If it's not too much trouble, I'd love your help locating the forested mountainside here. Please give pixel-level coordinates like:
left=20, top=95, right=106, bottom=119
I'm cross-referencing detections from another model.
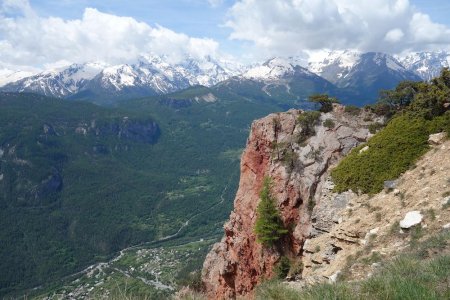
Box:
left=0, top=86, right=297, bottom=297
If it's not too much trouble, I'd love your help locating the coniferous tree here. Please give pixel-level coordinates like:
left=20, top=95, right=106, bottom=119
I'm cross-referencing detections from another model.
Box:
left=308, top=94, right=339, bottom=113
left=254, top=177, right=288, bottom=247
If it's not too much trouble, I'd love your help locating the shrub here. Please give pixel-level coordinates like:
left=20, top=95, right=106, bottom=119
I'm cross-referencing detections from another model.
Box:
left=332, top=115, right=432, bottom=194
left=297, top=111, right=321, bottom=143
left=254, top=177, right=288, bottom=247
left=274, top=256, right=291, bottom=279
left=368, top=122, right=384, bottom=134
left=323, top=119, right=335, bottom=129
left=308, top=94, right=339, bottom=113
left=344, top=105, right=361, bottom=115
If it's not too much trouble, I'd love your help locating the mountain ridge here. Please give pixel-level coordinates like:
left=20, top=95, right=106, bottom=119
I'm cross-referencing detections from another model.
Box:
left=2, top=51, right=449, bottom=104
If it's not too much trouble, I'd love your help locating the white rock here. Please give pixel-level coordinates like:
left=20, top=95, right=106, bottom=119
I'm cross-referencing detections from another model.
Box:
left=443, top=223, right=450, bottom=229
left=393, top=189, right=400, bottom=196
left=400, top=211, right=423, bottom=229
left=428, top=132, right=447, bottom=145
left=442, top=196, right=450, bottom=206
left=329, top=271, right=341, bottom=283
left=371, top=262, right=381, bottom=268
left=359, top=146, right=369, bottom=154
left=370, top=227, right=379, bottom=235
left=365, top=227, right=379, bottom=240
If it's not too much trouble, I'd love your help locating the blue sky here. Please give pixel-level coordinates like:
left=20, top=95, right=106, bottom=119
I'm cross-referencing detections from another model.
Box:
left=411, top=0, right=450, bottom=25
left=29, top=0, right=450, bottom=39
left=2, top=0, right=450, bottom=70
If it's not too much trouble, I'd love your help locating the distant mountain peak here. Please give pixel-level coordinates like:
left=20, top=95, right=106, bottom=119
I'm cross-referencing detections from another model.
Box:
left=1, top=55, right=245, bottom=100
left=397, top=51, right=450, bottom=81
left=243, top=57, right=312, bottom=80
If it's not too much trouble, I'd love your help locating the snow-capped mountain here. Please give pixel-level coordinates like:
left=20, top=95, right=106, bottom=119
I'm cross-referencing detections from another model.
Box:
left=307, top=51, right=421, bottom=103
left=242, top=57, right=313, bottom=81
left=176, top=56, right=245, bottom=87
left=0, top=69, right=35, bottom=87
left=308, top=50, right=362, bottom=84
left=308, top=51, right=417, bottom=85
left=2, top=63, right=106, bottom=98
left=1, top=55, right=245, bottom=100
left=397, top=51, right=450, bottom=81
left=216, top=57, right=342, bottom=107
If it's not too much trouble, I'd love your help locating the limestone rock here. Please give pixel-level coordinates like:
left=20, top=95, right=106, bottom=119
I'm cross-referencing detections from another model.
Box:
left=428, top=132, right=447, bottom=145
left=399, top=211, right=423, bottom=229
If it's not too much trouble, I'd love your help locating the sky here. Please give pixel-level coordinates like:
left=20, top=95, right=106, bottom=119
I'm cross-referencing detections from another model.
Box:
left=1, top=0, right=450, bottom=72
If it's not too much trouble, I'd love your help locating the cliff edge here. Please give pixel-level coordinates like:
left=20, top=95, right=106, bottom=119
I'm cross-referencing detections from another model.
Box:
left=202, top=105, right=379, bottom=299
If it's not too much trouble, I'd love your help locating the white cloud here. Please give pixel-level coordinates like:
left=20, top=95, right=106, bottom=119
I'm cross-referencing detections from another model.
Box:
left=385, top=29, right=405, bottom=43
left=207, top=0, right=224, bottom=7
left=225, top=0, right=450, bottom=59
left=0, top=1, right=220, bottom=71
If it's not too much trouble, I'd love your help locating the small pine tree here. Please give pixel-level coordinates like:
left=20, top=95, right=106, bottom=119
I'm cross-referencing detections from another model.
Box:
left=309, top=94, right=339, bottom=113
left=254, top=177, right=288, bottom=247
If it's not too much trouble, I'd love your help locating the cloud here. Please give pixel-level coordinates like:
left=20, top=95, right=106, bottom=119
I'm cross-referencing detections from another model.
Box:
left=0, top=1, right=220, bottom=70
left=225, top=0, right=450, bottom=58
left=207, top=0, right=224, bottom=7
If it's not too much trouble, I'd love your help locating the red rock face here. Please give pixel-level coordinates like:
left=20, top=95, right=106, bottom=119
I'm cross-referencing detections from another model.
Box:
left=202, top=106, right=373, bottom=299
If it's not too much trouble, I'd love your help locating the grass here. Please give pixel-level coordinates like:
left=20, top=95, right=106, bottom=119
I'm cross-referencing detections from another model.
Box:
left=255, top=230, right=450, bottom=300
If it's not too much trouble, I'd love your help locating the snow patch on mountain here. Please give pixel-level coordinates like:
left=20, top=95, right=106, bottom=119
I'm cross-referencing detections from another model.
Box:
left=398, top=52, right=450, bottom=81
left=308, top=51, right=415, bottom=84
left=0, top=69, right=35, bottom=87
left=308, top=50, right=361, bottom=79
left=243, top=57, right=311, bottom=80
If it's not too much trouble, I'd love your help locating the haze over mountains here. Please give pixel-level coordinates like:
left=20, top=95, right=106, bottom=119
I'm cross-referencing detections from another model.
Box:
left=2, top=51, right=449, bottom=105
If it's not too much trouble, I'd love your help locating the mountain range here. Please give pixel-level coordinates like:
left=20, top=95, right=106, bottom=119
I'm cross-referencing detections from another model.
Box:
left=1, top=51, right=449, bottom=105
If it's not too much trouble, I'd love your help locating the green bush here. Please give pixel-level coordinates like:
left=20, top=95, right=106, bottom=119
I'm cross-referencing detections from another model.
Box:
left=323, top=119, right=335, bottom=129
left=344, top=105, right=361, bottom=115
left=332, top=69, right=450, bottom=194
left=367, top=122, right=384, bottom=134
left=297, top=111, right=321, bottom=144
left=274, top=256, right=291, bottom=279
left=254, top=177, right=288, bottom=247
left=332, top=115, right=433, bottom=194
left=308, top=94, right=339, bottom=113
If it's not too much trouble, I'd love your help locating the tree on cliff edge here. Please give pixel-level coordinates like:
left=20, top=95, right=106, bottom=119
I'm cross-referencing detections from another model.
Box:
left=254, top=177, right=288, bottom=247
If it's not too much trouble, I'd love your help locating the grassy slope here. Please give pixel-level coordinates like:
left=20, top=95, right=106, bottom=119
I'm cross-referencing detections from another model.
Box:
left=256, top=230, right=450, bottom=300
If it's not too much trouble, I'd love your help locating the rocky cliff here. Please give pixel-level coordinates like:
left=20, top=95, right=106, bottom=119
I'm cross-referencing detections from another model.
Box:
left=202, top=105, right=380, bottom=299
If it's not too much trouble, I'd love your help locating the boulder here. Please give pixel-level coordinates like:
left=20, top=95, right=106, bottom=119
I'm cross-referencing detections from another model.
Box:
left=384, top=180, right=397, bottom=190
left=359, top=146, right=369, bottom=154
left=328, top=271, right=341, bottom=283
left=399, top=211, right=423, bottom=229
left=428, top=132, right=447, bottom=145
